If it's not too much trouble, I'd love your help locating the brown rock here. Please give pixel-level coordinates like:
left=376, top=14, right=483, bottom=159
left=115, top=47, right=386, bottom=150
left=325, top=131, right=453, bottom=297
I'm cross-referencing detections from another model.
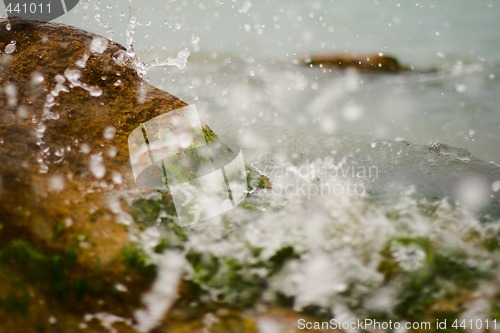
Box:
left=302, top=53, right=410, bottom=73
left=0, top=17, right=189, bottom=267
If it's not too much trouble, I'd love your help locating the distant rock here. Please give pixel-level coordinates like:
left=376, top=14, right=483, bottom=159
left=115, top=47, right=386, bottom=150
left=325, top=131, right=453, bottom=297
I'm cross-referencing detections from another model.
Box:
left=302, top=53, right=410, bottom=73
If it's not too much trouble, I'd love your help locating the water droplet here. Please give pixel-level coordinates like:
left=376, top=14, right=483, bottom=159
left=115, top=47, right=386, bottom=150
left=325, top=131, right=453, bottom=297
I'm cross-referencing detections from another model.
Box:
left=17, top=106, right=28, bottom=119
left=38, top=163, right=49, bottom=174
left=6, top=23, right=11, bottom=31
left=342, top=103, right=363, bottom=122
left=191, top=35, right=200, bottom=52
left=238, top=1, right=252, bottom=13
left=89, top=154, right=106, bottom=179
left=80, top=143, right=90, bottom=154
left=5, top=83, right=17, bottom=106
left=243, top=24, right=251, bottom=32
left=89, top=86, right=102, bottom=97
left=107, top=146, right=117, bottom=157
left=90, top=36, right=109, bottom=54
left=76, top=53, right=90, bottom=68
left=48, top=316, right=57, bottom=325
left=112, top=171, right=122, bottom=184
left=31, top=72, right=45, bottom=85
left=455, top=84, right=466, bottom=93
left=64, top=69, right=82, bottom=85
left=114, top=79, right=123, bottom=86
left=49, top=175, right=65, bottom=192
left=456, top=177, right=490, bottom=212
left=53, top=148, right=65, bottom=159
left=113, top=50, right=132, bottom=66
left=104, top=126, right=116, bottom=139
left=5, top=41, right=16, bottom=54
left=36, top=123, right=46, bottom=134
left=114, top=283, right=128, bottom=292
left=492, top=180, right=500, bottom=193
left=64, top=217, right=73, bottom=228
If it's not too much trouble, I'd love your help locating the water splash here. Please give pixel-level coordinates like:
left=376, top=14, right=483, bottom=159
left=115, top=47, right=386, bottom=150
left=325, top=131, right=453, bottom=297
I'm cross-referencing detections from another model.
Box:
left=90, top=36, right=109, bottom=54
left=145, top=49, right=191, bottom=70
left=134, top=251, right=185, bottom=333
left=110, top=2, right=191, bottom=77
left=64, top=68, right=103, bottom=97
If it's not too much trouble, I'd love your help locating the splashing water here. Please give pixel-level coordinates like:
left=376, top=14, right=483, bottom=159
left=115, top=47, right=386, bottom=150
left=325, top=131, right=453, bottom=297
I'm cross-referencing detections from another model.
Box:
left=134, top=251, right=185, bottom=333
left=108, top=1, right=192, bottom=76
left=11, top=1, right=499, bottom=330
left=90, top=36, right=109, bottom=54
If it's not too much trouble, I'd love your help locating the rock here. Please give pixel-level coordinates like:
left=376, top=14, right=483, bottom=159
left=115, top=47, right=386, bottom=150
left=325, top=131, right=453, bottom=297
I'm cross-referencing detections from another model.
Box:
left=0, top=17, right=268, bottom=332
left=302, top=53, right=410, bottom=73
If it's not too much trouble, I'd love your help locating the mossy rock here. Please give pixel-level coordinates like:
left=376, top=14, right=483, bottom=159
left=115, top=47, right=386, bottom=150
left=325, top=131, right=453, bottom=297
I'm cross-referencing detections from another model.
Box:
left=0, top=17, right=269, bottom=332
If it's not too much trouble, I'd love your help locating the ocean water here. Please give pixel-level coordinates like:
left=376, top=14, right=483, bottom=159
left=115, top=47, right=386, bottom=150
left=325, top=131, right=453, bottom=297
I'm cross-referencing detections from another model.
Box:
left=45, top=0, right=500, bottom=164
left=3, top=0, right=500, bottom=327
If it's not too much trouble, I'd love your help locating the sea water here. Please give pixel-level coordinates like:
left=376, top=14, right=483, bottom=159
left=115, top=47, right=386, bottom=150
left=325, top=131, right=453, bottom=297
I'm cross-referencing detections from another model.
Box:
left=50, top=0, right=500, bottom=163
left=3, top=0, right=500, bottom=328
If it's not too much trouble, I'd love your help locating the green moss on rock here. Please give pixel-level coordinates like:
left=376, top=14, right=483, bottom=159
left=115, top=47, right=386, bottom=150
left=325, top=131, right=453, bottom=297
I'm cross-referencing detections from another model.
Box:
left=122, top=244, right=157, bottom=278
left=378, top=237, right=491, bottom=322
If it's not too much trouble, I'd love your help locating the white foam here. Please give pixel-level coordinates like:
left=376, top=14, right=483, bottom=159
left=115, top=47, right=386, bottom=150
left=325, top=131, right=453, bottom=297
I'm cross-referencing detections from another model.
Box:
left=90, top=36, right=109, bottom=54
left=134, top=251, right=185, bottom=333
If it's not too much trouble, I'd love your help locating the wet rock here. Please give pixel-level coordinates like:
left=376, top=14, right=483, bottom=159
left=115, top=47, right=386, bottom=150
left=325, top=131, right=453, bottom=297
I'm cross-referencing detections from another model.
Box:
left=0, top=18, right=267, bottom=332
left=302, top=53, right=410, bottom=73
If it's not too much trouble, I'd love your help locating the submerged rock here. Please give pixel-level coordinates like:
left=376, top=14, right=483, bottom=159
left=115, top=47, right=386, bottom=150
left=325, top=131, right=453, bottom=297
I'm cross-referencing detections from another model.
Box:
left=0, top=18, right=267, bottom=332
left=302, top=53, right=410, bottom=73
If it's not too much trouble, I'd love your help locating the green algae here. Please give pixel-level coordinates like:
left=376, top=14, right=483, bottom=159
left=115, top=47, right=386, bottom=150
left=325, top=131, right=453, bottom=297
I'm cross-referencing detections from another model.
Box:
left=122, top=244, right=157, bottom=279
left=378, top=237, right=491, bottom=322
left=130, top=192, right=177, bottom=226
left=185, top=252, right=265, bottom=307
left=202, top=124, right=220, bottom=143
left=0, top=239, right=126, bottom=310
left=0, top=281, right=30, bottom=316
left=182, top=245, right=298, bottom=308
left=0, top=240, right=76, bottom=298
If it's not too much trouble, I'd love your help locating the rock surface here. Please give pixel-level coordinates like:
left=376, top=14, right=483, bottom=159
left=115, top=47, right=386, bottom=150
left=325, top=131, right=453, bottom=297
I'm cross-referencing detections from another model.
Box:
left=0, top=18, right=268, bottom=333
